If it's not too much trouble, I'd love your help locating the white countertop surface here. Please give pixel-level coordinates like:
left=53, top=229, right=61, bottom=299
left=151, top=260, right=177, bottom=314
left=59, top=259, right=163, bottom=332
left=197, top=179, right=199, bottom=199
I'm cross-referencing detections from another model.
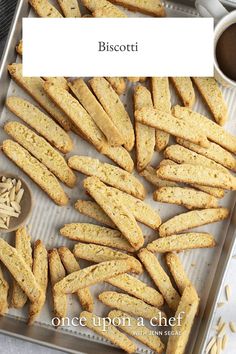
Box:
left=0, top=244, right=235, bottom=354
left=205, top=243, right=236, bottom=354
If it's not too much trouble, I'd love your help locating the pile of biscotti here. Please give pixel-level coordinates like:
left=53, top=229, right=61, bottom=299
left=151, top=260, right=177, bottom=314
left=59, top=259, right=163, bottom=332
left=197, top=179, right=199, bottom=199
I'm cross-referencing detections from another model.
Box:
left=1, top=1, right=236, bottom=354
left=2, top=74, right=234, bottom=354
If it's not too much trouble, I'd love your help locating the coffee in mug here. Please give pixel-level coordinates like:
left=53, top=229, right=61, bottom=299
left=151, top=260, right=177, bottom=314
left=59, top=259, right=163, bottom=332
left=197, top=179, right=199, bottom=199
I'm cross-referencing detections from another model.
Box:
left=216, top=23, right=236, bottom=81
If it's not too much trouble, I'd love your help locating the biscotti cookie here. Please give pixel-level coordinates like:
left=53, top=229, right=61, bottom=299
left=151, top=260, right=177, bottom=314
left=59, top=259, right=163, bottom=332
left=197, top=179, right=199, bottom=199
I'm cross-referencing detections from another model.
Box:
left=135, top=107, right=209, bottom=147
left=127, top=77, right=146, bottom=82
left=159, top=208, right=229, bottom=237
left=153, top=187, right=219, bottom=209
left=16, top=40, right=23, bottom=56
left=159, top=158, right=224, bottom=199
left=157, top=164, right=236, bottom=190
left=48, top=249, right=67, bottom=322
left=100, top=144, right=134, bottom=172
left=4, top=122, right=76, bottom=188
left=170, top=77, right=195, bottom=108
left=54, top=260, right=133, bottom=294
left=44, top=80, right=105, bottom=150
left=75, top=190, right=162, bottom=230
left=192, top=77, right=228, bottom=126
left=109, top=186, right=161, bottom=230
left=68, top=79, right=124, bottom=146
left=68, top=155, right=146, bottom=199
left=73, top=243, right=143, bottom=274
left=0, top=238, right=42, bottom=304
left=12, top=227, right=32, bottom=309
left=105, top=77, right=126, bottom=95
left=8, top=64, right=71, bottom=131
left=2, top=140, right=68, bottom=206
left=134, top=85, right=155, bottom=171
left=109, top=0, right=165, bottom=16
left=106, top=273, right=164, bottom=307
left=89, top=77, right=135, bottom=151
left=140, top=165, right=178, bottom=188
left=60, top=223, right=135, bottom=252
left=166, top=286, right=199, bottom=354
left=28, top=240, right=48, bottom=325
left=83, top=177, right=144, bottom=250
left=173, top=105, right=236, bottom=153
left=82, top=0, right=127, bottom=17
left=44, top=80, right=133, bottom=171
left=176, top=138, right=236, bottom=172
left=98, top=291, right=167, bottom=323
left=6, top=96, right=73, bottom=154
left=80, top=311, right=136, bottom=354
left=147, top=233, right=216, bottom=253
left=0, top=266, right=9, bottom=316
left=93, top=7, right=127, bottom=17
left=43, top=77, right=69, bottom=90
left=164, top=144, right=228, bottom=174
left=151, top=77, right=171, bottom=151
left=127, top=77, right=141, bottom=82
left=75, top=200, right=115, bottom=228
left=152, top=77, right=171, bottom=113
left=165, top=253, right=192, bottom=294
left=58, top=247, right=93, bottom=312
left=138, top=248, right=180, bottom=311
left=29, top=0, right=63, bottom=17
left=57, top=0, right=81, bottom=17
left=109, top=310, right=165, bottom=353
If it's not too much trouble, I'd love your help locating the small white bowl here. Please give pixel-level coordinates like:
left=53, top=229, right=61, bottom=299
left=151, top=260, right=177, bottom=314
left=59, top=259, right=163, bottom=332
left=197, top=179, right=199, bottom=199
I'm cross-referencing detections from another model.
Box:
left=0, top=172, right=33, bottom=233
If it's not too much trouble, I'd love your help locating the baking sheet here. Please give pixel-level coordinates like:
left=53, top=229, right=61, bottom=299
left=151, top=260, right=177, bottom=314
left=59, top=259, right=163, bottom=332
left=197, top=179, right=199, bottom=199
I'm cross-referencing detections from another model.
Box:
left=0, top=1, right=236, bottom=353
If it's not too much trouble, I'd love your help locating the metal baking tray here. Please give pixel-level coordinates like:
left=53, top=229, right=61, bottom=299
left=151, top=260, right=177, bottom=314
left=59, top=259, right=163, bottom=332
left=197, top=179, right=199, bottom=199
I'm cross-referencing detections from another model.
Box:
left=0, top=1, right=236, bottom=353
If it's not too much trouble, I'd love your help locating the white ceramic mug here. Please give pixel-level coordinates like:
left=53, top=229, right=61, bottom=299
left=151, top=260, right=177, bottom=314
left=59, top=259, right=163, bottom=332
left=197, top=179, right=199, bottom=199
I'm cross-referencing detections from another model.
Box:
left=195, top=0, right=236, bottom=88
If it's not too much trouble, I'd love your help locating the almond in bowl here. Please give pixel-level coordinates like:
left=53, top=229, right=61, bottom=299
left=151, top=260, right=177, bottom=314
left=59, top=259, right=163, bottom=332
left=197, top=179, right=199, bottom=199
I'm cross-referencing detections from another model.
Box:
left=0, top=174, right=32, bottom=232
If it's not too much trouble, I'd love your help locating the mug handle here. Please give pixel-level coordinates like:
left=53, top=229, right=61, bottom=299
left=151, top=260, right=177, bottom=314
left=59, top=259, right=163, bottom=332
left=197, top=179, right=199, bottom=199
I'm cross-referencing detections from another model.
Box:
left=195, top=0, right=228, bottom=22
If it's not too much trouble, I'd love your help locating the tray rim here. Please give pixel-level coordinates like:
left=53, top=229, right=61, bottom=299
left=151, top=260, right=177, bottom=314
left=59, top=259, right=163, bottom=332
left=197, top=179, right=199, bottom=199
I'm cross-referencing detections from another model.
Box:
left=0, top=1, right=236, bottom=353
